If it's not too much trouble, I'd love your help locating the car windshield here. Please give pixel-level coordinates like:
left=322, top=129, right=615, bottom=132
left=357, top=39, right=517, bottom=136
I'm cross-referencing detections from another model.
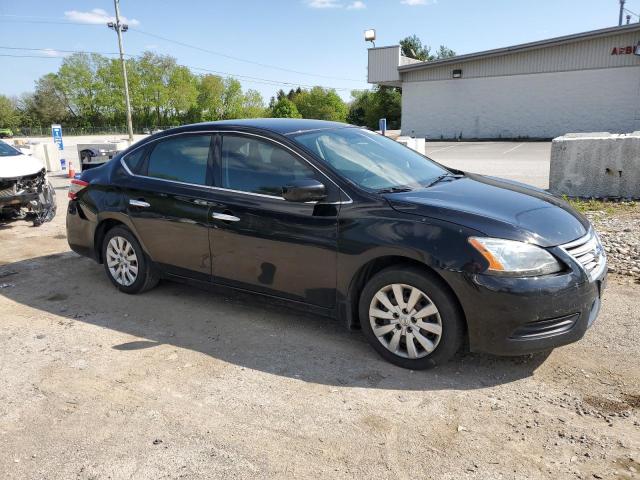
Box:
left=292, top=128, right=447, bottom=192
left=0, top=141, right=21, bottom=157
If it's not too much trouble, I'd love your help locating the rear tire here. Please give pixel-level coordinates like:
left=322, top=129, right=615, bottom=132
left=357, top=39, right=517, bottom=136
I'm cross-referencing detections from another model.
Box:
left=359, top=266, right=464, bottom=369
left=102, top=226, right=159, bottom=294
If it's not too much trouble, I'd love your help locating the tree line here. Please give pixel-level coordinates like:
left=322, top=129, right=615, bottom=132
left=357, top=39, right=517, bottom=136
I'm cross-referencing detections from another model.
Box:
left=0, top=36, right=454, bottom=133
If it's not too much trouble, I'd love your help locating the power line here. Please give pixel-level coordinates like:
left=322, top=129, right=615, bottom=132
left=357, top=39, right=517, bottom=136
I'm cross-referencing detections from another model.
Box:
left=0, top=14, right=364, bottom=83
left=0, top=47, right=357, bottom=92
left=130, top=29, right=363, bottom=83
left=0, top=46, right=127, bottom=56
left=0, top=53, right=62, bottom=59
left=0, top=18, right=102, bottom=26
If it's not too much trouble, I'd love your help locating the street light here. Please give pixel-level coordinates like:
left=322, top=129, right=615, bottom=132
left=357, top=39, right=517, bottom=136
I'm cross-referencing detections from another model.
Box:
left=364, top=29, right=376, bottom=47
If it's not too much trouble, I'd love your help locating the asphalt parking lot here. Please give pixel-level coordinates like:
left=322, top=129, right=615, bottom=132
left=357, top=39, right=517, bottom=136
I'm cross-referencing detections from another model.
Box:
left=1, top=163, right=639, bottom=479
left=426, top=141, right=552, bottom=189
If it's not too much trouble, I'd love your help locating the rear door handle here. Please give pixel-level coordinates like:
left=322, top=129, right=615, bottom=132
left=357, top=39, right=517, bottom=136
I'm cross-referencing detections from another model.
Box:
left=129, top=199, right=150, bottom=208
left=211, top=212, right=240, bottom=222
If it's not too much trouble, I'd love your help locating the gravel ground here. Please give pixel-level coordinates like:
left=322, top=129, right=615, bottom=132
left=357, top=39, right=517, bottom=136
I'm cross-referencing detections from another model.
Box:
left=586, top=209, right=640, bottom=283
left=0, top=180, right=638, bottom=479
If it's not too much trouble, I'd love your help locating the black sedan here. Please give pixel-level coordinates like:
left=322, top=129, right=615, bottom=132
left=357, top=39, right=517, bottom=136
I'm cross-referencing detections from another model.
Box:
left=66, top=119, right=606, bottom=369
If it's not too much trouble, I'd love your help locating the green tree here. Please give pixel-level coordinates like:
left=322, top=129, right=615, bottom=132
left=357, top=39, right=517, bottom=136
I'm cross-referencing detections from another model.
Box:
left=271, top=97, right=302, bottom=118
left=56, top=53, right=106, bottom=126
left=400, top=35, right=456, bottom=61
left=347, top=86, right=402, bottom=130
left=294, top=87, right=347, bottom=121
left=168, top=66, right=198, bottom=119
left=435, top=45, right=456, bottom=59
left=198, top=74, right=225, bottom=121
left=5, top=51, right=363, bottom=129
left=0, top=95, right=20, bottom=129
left=242, top=89, right=266, bottom=118
left=28, top=74, right=70, bottom=125
left=95, top=58, right=126, bottom=124
left=134, top=52, right=176, bottom=125
left=400, top=34, right=432, bottom=61
left=222, top=78, right=244, bottom=119
left=346, top=90, right=373, bottom=126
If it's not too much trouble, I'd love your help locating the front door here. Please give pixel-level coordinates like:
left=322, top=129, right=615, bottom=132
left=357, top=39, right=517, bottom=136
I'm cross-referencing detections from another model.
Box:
left=123, top=133, right=214, bottom=281
left=208, top=133, right=340, bottom=307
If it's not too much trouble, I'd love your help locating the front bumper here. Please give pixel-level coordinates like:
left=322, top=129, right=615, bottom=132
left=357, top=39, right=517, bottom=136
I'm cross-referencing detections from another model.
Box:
left=0, top=172, right=56, bottom=224
left=441, top=259, right=606, bottom=356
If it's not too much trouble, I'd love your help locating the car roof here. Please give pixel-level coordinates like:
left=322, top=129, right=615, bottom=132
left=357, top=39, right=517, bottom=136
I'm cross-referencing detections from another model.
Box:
left=172, top=118, right=356, bottom=136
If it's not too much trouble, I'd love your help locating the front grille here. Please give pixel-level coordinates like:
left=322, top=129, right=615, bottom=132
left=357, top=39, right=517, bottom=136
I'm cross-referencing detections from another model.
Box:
left=510, top=313, right=579, bottom=340
left=561, top=230, right=606, bottom=281
left=0, top=185, right=17, bottom=198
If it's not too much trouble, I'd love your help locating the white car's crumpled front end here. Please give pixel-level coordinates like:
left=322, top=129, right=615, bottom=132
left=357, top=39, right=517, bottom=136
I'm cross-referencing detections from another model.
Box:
left=0, top=142, right=56, bottom=226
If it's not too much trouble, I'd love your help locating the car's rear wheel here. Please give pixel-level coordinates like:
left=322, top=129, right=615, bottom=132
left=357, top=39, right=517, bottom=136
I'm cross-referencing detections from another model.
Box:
left=102, top=226, right=159, bottom=294
left=359, top=266, right=464, bottom=369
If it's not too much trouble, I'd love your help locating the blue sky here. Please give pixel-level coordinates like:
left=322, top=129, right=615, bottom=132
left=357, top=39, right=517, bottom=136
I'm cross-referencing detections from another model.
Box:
left=0, top=0, right=637, bottom=102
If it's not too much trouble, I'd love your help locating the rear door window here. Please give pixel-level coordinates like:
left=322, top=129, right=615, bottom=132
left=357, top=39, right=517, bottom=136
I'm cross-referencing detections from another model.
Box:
left=146, top=135, right=212, bottom=185
left=123, top=148, right=145, bottom=173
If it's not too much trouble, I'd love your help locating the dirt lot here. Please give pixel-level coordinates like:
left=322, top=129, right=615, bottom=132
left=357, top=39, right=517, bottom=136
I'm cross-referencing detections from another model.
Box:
left=0, top=176, right=638, bottom=479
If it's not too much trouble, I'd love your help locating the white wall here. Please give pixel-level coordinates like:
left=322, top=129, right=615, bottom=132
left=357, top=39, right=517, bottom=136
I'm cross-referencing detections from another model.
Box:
left=401, top=66, right=640, bottom=139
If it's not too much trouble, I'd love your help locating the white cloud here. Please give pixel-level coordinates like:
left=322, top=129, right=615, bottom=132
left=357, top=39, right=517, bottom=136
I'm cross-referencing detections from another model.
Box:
left=401, top=0, right=436, bottom=5
left=307, top=0, right=342, bottom=8
left=42, top=48, right=64, bottom=57
left=306, top=0, right=366, bottom=8
left=64, top=8, right=140, bottom=26
left=347, top=1, right=366, bottom=9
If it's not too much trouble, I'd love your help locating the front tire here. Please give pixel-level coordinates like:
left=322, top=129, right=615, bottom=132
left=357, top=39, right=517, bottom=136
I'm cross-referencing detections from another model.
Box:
left=102, top=226, right=159, bottom=294
left=359, top=266, right=464, bottom=369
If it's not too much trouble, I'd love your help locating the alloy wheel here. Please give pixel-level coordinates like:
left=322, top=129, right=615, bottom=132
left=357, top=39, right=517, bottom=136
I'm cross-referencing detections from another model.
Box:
left=106, top=236, right=139, bottom=287
left=369, top=283, right=443, bottom=359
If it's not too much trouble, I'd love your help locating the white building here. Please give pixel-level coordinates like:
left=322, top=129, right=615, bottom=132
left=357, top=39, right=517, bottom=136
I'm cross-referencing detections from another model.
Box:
left=368, top=24, right=640, bottom=139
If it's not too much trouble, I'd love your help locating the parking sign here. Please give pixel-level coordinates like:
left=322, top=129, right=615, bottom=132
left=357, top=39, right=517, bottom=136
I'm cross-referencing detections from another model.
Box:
left=51, top=124, right=64, bottom=151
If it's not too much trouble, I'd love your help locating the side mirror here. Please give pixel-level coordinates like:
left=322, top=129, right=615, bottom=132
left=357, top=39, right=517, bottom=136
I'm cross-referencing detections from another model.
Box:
left=282, top=178, right=327, bottom=203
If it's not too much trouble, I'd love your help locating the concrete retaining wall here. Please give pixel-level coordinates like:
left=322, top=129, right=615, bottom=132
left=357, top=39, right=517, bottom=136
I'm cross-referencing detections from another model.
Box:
left=549, top=132, right=640, bottom=198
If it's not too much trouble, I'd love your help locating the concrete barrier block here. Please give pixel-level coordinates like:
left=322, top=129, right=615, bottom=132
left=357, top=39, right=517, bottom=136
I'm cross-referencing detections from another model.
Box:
left=549, top=132, right=640, bottom=198
left=398, top=136, right=429, bottom=155
left=30, top=143, right=63, bottom=172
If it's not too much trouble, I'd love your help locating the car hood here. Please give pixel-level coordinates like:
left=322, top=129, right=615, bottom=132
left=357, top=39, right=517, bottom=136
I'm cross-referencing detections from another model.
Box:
left=0, top=153, right=45, bottom=179
left=385, top=173, right=589, bottom=247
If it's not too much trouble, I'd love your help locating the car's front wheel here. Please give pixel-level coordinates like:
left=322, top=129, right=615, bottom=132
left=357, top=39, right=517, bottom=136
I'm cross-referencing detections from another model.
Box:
left=359, top=266, right=464, bottom=369
left=102, top=226, right=159, bottom=294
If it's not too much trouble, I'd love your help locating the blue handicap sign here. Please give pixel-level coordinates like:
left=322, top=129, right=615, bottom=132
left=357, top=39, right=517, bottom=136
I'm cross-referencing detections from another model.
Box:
left=51, top=124, right=64, bottom=151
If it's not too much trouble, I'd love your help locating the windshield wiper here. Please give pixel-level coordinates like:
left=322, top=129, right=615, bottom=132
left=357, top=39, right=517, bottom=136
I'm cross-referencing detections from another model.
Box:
left=375, top=186, right=413, bottom=194
left=425, top=172, right=463, bottom=188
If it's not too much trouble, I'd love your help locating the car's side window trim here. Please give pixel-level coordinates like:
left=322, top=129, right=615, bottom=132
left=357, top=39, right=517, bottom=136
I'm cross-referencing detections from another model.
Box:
left=120, top=130, right=352, bottom=204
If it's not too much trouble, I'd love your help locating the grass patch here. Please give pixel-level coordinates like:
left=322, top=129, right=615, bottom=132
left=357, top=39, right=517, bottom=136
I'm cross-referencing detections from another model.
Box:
left=564, top=196, right=638, bottom=215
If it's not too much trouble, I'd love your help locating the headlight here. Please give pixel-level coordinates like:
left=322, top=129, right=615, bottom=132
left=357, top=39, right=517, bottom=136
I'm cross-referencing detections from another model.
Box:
left=468, top=237, right=563, bottom=276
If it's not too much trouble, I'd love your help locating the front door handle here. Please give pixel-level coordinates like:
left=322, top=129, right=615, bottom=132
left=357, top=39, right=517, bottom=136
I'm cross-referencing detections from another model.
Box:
left=211, top=212, right=240, bottom=222
left=129, top=199, right=150, bottom=208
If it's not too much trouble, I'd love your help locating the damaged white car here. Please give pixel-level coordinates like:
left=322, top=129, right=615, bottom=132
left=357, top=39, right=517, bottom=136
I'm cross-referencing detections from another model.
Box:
left=0, top=140, right=56, bottom=226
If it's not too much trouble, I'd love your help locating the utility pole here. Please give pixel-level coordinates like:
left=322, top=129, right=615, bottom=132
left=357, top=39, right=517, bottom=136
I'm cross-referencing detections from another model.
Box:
left=619, top=0, right=626, bottom=26
left=108, top=0, right=134, bottom=143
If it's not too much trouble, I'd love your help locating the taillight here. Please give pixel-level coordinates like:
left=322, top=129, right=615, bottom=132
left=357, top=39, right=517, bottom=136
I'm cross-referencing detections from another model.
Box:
left=68, top=179, right=89, bottom=200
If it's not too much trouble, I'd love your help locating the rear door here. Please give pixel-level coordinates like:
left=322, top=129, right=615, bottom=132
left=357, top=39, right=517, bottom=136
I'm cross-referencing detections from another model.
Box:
left=207, top=132, right=341, bottom=307
left=121, top=133, right=215, bottom=281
